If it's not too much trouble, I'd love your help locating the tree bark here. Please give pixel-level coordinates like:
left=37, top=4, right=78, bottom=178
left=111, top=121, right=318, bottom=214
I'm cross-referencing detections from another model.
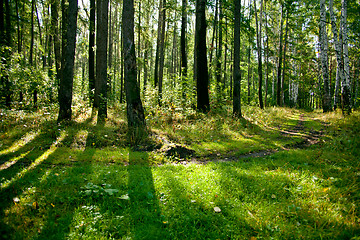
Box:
left=89, top=0, right=95, bottom=105
left=319, top=0, right=331, bottom=112
left=122, top=0, right=146, bottom=134
left=195, top=0, right=210, bottom=113
left=215, top=0, right=223, bottom=95
left=95, top=0, right=109, bottom=122
left=254, top=0, right=263, bottom=109
left=233, top=0, right=242, bottom=117
left=51, top=0, right=61, bottom=92
left=340, top=0, right=351, bottom=114
left=58, top=0, right=78, bottom=121
left=329, top=0, right=343, bottom=110
left=276, top=4, right=284, bottom=106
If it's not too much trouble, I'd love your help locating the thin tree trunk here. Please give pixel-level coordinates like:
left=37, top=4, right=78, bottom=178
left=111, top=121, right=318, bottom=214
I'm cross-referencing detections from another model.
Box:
left=233, top=0, right=242, bottom=117
left=215, top=0, right=223, bottom=96
left=89, top=0, right=95, bottom=105
left=158, top=1, right=166, bottom=103
left=30, top=0, right=35, bottom=65
left=137, top=1, right=141, bottom=85
left=180, top=0, right=188, bottom=101
left=254, top=0, right=263, bottom=109
left=195, top=0, right=210, bottom=112
left=341, top=0, right=351, bottom=114
left=276, top=4, right=284, bottom=106
left=57, top=0, right=78, bottom=121
left=329, top=0, right=343, bottom=110
left=319, top=0, right=331, bottom=112
left=264, top=2, right=269, bottom=107
left=281, top=10, right=289, bottom=106
left=51, top=0, right=61, bottom=93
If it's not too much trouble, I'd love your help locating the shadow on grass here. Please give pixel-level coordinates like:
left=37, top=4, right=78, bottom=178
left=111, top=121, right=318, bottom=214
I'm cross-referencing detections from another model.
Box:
left=128, top=150, right=168, bottom=239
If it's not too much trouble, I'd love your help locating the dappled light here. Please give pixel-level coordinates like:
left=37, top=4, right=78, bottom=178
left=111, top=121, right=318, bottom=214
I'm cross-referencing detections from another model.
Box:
left=0, top=130, right=40, bottom=156
left=1, top=130, right=67, bottom=190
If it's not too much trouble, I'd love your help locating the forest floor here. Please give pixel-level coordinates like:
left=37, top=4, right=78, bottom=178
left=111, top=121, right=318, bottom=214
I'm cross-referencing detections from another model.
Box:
left=0, top=105, right=359, bottom=239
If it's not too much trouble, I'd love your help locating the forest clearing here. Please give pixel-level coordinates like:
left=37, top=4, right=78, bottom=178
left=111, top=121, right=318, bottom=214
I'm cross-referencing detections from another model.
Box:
left=0, top=106, right=359, bottom=239
left=1, top=0, right=360, bottom=238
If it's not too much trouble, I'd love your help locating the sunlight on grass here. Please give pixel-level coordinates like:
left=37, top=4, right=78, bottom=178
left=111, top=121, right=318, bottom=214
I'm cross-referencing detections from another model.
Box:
left=70, top=130, right=88, bottom=150
left=1, top=131, right=67, bottom=189
left=0, top=150, right=31, bottom=171
left=0, top=130, right=40, bottom=156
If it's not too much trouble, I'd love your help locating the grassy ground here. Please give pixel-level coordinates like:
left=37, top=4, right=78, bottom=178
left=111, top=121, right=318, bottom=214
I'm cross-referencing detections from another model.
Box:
left=0, top=105, right=359, bottom=239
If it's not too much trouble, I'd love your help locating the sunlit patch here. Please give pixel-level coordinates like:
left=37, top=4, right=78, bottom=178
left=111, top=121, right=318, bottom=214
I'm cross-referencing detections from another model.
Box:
left=0, top=130, right=40, bottom=156
left=0, top=151, right=31, bottom=171
left=1, top=131, right=67, bottom=190
left=70, top=130, right=88, bottom=151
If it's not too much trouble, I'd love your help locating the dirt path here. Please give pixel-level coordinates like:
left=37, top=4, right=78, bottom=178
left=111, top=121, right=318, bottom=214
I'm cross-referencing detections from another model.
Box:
left=169, top=114, right=325, bottom=165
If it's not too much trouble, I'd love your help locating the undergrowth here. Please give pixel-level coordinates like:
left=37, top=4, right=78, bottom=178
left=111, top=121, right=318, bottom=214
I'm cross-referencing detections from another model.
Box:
left=0, top=104, right=359, bottom=239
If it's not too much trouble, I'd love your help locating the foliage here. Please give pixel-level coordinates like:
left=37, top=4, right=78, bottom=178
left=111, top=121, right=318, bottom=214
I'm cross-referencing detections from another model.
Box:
left=0, top=106, right=359, bottom=239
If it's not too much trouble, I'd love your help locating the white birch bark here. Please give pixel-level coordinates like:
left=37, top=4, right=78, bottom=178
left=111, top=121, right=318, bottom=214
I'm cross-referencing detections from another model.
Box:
left=341, top=0, right=351, bottom=114
left=329, top=0, right=343, bottom=110
left=319, top=0, right=331, bottom=112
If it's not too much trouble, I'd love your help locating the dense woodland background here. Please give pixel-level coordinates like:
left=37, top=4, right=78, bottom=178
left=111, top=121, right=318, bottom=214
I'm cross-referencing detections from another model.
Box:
left=0, top=0, right=359, bottom=127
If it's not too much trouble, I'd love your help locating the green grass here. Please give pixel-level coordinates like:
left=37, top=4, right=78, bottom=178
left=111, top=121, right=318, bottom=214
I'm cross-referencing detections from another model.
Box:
left=0, top=105, right=359, bottom=239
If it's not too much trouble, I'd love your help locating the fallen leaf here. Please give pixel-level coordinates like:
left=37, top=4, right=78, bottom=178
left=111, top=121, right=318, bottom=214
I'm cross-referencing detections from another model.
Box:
left=214, top=207, right=221, bottom=213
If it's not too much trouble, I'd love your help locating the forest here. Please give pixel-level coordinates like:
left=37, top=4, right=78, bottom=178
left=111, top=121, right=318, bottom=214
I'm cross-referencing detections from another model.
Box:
left=0, top=0, right=360, bottom=238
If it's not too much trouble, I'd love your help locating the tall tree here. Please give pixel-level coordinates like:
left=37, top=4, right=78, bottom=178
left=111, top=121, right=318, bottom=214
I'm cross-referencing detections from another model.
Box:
left=340, top=0, right=351, bottom=114
left=215, top=0, right=223, bottom=95
left=329, top=0, right=344, bottom=110
left=180, top=0, right=188, bottom=100
left=233, top=0, right=242, bottom=117
left=254, top=0, right=264, bottom=109
left=88, top=0, right=95, bottom=105
left=154, top=0, right=166, bottom=102
left=122, top=0, right=146, bottom=135
left=276, top=3, right=284, bottom=106
left=194, top=0, right=210, bottom=112
left=319, top=0, right=331, bottom=112
left=95, top=0, right=109, bottom=122
left=57, top=0, right=78, bottom=121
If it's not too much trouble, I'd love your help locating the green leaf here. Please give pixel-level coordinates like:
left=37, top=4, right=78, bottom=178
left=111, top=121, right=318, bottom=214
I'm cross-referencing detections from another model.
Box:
left=104, top=189, right=119, bottom=195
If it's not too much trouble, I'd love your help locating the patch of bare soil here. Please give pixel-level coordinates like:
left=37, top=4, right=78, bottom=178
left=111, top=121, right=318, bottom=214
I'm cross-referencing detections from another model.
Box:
left=166, top=114, right=325, bottom=165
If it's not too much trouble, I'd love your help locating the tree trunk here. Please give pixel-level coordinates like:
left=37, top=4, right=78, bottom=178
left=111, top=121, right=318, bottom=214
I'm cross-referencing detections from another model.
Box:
left=329, top=0, right=343, bottom=111
left=30, top=0, right=35, bottom=65
left=122, top=0, right=146, bottom=135
left=180, top=0, right=188, bottom=101
left=158, top=2, right=166, bottom=103
left=89, top=0, right=95, bottom=105
left=276, top=4, right=284, bottom=106
left=195, top=0, right=210, bottom=113
left=95, top=0, right=109, bottom=122
left=264, top=2, right=269, bottom=107
left=154, top=0, right=166, bottom=90
left=340, top=0, right=351, bottom=115
left=254, top=0, right=263, bottom=109
left=51, top=0, right=61, bottom=92
left=215, top=0, right=223, bottom=96
left=57, top=0, right=78, bottom=121
left=233, top=0, right=242, bottom=117
left=281, top=10, right=289, bottom=106
left=319, top=0, right=331, bottom=112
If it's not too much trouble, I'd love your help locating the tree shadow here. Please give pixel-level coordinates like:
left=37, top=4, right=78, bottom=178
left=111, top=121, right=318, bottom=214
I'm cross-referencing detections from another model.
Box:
left=128, top=150, right=167, bottom=239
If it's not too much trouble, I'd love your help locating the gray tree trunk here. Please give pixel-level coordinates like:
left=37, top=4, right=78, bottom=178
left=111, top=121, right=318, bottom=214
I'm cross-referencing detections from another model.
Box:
left=122, top=0, right=146, bottom=136
left=319, top=0, right=332, bottom=112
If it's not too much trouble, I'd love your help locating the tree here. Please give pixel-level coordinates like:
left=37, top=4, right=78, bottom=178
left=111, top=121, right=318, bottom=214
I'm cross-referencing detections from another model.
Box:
left=233, top=0, right=242, bottom=117
left=57, top=0, right=78, bottom=121
left=276, top=3, right=284, bottom=106
left=194, top=0, right=210, bottom=112
left=88, top=0, right=95, bottom=105
left=319, top=0, right=332, bottom=112
left=95, top=0, right=109, bottom=122
left=122, top=0, right=146, bottom=136
left=340, top=0, right=351, bottom=115
left=254, top=0, right=264, bottom=109
left=154, top=0, right=166, bottom=103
